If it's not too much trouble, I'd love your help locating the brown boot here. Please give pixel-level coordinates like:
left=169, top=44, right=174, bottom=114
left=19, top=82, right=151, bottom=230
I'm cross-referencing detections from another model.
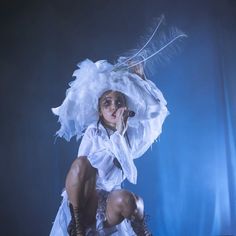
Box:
left=131, top=215, right=152, bottom=236
left=67, top=203, right=86, bottom=236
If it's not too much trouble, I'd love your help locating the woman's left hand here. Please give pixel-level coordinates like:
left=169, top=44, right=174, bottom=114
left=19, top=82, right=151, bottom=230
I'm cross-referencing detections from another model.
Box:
left=129, top=63, right=146, bottom=80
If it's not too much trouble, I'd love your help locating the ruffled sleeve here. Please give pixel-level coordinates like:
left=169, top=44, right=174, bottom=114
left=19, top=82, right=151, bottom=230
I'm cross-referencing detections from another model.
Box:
left=127, top=78, right=169, bottom=159
left=77, top=127, right=94, bottom=157
left=109, top=131, right=137, bottom=184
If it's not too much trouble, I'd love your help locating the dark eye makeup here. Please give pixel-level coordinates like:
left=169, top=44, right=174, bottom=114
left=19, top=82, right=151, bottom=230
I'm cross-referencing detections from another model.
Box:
left=100, top=94, right=125, bottom=108
left=102, top=99, right=111, bottom=107
left=116, top=100, right=122, bottom=107
left=102, top=98, right=125, bottom=108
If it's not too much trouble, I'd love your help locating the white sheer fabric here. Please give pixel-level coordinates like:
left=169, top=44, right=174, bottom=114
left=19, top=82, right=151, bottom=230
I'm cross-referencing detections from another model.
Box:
left=52, top=59, right=168, bottom=142
left=50, top=58, right=168, bottom=235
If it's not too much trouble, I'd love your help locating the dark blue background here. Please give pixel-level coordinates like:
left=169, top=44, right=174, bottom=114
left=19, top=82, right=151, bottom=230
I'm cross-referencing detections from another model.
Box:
left=1, top=0, right=235, bottom=235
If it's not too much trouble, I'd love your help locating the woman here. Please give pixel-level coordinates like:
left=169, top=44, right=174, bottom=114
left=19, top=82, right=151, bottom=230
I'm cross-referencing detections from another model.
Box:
left=50, top=58, right=169, bottom=235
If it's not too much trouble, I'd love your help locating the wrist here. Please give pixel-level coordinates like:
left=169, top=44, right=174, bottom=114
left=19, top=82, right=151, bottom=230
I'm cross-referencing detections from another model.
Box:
left=116, top=123, right=127, bottom=136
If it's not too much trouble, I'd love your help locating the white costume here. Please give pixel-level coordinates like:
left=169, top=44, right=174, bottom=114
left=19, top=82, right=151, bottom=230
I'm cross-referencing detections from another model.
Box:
left=50, top=59, right=169, bottom=235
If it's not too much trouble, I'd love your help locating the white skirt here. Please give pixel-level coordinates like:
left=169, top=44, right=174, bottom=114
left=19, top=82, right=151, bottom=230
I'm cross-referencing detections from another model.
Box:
left=49, top=190, right=136, bottom=236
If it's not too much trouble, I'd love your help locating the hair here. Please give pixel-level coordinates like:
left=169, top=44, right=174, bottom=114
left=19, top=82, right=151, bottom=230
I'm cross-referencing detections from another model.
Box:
left=97, top=90, right=112, bottom=113
left=96, top=90, right=131, bottom=147
left=97, top=90, right=113, bottom=131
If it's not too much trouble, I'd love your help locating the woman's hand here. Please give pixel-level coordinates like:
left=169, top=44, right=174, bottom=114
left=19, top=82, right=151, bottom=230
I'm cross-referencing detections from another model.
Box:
left=129, top=62, right=146, bottom=80
left=115, top=107, right=129, bottom=135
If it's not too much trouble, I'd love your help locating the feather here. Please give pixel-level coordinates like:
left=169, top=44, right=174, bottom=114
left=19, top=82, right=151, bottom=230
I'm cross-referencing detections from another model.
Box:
left=114, top=15, right=165, bottom=68
left=128, top=27, right=187, bottom=68
left=114, top=15, right=187, bottom=75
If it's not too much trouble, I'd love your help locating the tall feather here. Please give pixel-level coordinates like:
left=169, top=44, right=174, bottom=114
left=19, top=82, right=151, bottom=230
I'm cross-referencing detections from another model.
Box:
left=114, top=15, right=187, bottom=74
left=114, top=15, right=165, bottom=69
left=128, top=27, right=187, bottom=69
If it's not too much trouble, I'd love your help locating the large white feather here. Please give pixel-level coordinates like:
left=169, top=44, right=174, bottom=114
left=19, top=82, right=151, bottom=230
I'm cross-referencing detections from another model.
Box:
left=114, top=15, right=187, bottom=74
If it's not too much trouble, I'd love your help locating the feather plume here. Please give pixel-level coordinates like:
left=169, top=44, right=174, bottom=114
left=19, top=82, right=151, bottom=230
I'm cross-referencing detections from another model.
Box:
left=114, top=15, right=187, bottom=75
left=115, top=15, right=165, bottom=68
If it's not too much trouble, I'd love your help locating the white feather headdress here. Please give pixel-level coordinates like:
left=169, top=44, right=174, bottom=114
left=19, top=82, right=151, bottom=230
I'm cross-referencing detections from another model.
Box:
left=52, top=15, right=186, bottom=141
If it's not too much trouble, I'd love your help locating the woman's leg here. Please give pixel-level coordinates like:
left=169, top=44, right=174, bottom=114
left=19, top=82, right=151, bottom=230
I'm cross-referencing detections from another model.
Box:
left=66, top=156, right=96, bottom=207
left=65, top=156, right=97, bottom=236
left=105, top=189, right=152, bottom=236
left=105, top=189, right=136, bottom=225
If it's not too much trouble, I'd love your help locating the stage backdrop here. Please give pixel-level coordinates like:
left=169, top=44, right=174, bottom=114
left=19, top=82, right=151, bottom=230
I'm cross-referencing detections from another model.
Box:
left=1, top=0, right=235, bottom=235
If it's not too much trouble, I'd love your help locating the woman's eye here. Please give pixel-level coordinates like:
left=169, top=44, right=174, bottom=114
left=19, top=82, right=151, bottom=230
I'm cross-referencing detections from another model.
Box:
left=103, top=100, right=110, bottom=107
left=116, top=101, right=122, bottom=107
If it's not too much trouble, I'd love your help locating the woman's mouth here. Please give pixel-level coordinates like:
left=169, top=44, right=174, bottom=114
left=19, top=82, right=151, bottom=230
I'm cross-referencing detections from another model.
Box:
left=112, top=111, right=116, bottom=118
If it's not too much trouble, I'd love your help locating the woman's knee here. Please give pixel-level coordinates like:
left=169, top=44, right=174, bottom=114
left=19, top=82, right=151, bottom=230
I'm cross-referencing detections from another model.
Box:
left=133, top=195, right=144, bottom=220
left=109, top=190, right=137, bottom=219
left=67, top=156, right=95, bottom=182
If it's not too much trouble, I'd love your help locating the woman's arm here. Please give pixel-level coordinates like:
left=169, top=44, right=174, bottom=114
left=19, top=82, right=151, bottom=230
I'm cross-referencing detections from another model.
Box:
left=127, top=79, right=169, bottom=159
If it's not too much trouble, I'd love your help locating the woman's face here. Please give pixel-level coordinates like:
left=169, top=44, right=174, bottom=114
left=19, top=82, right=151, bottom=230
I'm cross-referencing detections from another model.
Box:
left=99, top=91, right=126, bottom=128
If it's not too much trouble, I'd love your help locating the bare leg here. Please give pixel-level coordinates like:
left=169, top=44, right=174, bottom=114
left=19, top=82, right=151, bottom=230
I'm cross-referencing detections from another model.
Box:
left=83, top=184, right=98, bottom=226
left=65, top=156, right=96, bottom=208
left=65, top=156, right=96, bottom=236
left=105, top=189, right=152, bottom=236
left=105, top=189, right=137, bottom=226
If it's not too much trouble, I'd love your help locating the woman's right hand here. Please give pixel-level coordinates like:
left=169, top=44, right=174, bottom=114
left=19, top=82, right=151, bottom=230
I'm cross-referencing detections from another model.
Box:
left=115, top=107, right=128, bottom=135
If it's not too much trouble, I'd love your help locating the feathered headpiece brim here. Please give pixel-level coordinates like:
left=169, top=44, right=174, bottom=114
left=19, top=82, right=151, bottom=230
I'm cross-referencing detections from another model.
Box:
left=52, top=59, right=168, bottom=141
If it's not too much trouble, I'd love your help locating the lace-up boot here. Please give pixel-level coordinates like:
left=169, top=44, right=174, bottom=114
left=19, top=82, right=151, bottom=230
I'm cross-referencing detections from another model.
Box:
left=131, top=215, right=152, bottom=236
left=67, top=203, right=85, bottom=236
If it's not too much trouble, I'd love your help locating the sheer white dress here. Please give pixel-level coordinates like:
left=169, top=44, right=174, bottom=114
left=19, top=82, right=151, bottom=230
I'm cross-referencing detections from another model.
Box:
left=50, top=78, right=168, bottom=236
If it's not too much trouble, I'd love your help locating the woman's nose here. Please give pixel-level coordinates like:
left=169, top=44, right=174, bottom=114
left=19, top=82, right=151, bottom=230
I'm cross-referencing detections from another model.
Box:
left=111, top=102, right=118, bottom=111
